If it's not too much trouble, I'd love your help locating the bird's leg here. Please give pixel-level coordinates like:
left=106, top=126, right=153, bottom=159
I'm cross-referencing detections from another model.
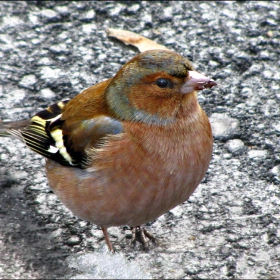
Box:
left=101, top=227, right=115, bottom=252
left=131, top=225, right=157, bottom=249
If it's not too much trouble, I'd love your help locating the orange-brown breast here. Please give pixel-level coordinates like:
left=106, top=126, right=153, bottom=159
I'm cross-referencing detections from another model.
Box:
left=45, top=97, right=213, bottom=227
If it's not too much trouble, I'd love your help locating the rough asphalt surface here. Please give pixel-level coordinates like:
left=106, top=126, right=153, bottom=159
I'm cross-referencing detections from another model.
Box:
left=0, top=1, right=280, bottom=279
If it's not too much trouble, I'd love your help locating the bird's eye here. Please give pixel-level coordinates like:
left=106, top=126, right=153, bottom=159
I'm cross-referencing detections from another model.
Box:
left=156, top=78, right=173, bottom=89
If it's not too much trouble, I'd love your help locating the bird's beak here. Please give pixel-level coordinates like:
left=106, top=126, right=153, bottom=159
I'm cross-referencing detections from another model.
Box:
left=181, top=70, right=217, bottom=94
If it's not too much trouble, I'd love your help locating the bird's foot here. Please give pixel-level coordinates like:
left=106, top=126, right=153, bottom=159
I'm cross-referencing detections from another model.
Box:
left=102, top=227, right=115, bottom=252
left=131, top=226, right=157, bottom=250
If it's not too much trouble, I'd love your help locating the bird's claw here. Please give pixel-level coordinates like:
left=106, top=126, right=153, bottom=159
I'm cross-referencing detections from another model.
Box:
left=131, top=226, right=157, bottom=250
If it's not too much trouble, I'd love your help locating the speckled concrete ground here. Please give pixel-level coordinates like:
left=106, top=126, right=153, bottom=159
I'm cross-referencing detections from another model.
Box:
left=0, top=1, right=280, bottom=279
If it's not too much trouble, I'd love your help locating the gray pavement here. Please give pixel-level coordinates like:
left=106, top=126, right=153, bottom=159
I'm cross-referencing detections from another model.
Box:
left=0, top=1, right=280, bottom=279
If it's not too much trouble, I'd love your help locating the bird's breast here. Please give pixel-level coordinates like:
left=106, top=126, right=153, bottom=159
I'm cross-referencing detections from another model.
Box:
left=46, top=107, right=213, bottom=227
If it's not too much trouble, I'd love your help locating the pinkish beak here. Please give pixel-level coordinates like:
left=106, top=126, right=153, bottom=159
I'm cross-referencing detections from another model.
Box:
left=181, top=70, right=217, bottom=94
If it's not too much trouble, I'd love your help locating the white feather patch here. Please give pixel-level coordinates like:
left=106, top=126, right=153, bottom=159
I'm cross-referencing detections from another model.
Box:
left=50, top=128, right=73, bottom=164
left=47, top=145, right=59, bottom=153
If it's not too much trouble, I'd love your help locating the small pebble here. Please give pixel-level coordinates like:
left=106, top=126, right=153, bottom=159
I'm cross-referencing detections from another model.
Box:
left=226, top=139, right=245, bottom=155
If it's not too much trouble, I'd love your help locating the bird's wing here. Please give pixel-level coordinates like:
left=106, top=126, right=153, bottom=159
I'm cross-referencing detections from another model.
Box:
left=5, top=78, right=124, bottom=168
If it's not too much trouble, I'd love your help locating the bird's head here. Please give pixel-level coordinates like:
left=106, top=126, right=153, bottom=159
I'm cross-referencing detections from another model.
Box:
left=105, top=49, right=216, bottom=125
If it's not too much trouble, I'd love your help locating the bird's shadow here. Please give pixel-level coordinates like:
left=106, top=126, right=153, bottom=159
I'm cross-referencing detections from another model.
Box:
left=0, top=173, right=73, bottom=278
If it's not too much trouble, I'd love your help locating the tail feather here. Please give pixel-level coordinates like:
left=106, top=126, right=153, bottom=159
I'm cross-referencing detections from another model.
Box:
left=0, top=119, right=30, bottom=139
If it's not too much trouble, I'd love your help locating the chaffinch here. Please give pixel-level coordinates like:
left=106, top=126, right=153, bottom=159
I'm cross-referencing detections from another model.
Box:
left=0, top=49, right=216, bottom=251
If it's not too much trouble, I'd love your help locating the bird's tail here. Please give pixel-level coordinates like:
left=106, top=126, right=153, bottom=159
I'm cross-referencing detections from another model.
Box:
left=0, top=119, right=30, bottom=139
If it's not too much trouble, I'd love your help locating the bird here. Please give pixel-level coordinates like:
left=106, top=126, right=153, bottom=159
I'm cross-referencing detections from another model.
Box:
left=0, top=49, right=216, bottom=251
